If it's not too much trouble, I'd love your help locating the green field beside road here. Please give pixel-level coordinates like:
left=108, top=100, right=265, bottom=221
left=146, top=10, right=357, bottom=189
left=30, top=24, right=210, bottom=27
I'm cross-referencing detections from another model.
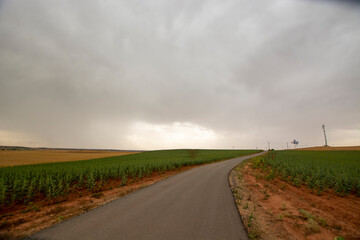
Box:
left=0, top=149, right=260, bottom=206
left=251, top=150, right=360, bottom=195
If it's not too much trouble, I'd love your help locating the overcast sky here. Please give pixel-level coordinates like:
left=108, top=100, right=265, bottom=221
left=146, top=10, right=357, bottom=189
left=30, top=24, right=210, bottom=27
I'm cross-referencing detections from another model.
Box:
left=0, top=0, right=359, bottom=150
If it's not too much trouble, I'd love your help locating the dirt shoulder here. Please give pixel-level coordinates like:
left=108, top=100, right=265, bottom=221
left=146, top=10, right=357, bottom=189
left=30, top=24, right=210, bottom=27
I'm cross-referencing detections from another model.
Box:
left=0, top=165, right=198, bottom=240
left=230, top=160, right=360, bottom=240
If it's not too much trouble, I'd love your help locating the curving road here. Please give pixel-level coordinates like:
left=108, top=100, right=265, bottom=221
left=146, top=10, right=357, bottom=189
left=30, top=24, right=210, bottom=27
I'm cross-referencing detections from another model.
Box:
left=29, top=152, right=264, bottom=240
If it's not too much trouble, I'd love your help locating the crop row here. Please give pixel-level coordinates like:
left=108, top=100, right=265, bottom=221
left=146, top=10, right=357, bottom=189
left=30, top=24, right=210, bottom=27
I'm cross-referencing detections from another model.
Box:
left=251, top=150, right=360, bottom=195
left=0, top=149, right=260, bottom=206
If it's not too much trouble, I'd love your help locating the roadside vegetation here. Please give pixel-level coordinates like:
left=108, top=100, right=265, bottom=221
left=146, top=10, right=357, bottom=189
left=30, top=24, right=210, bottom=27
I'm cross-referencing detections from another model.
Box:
left=251, top=150, right=360, bottom=195
left=0, top=149, right=259, bottom=207
left=230, top=150, right=360, bottom=240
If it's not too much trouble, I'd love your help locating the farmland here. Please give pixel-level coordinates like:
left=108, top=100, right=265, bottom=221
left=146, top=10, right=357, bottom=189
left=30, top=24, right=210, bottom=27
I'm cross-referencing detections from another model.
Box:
left=251, top=150, right=360, bottom=195
left=0, top=149, right=138, bottom=167
left=296, top=145, right=360, bottom=151
left=231, top=149, right=360, bottom=239
left=0, top=149, right=260, bottom=207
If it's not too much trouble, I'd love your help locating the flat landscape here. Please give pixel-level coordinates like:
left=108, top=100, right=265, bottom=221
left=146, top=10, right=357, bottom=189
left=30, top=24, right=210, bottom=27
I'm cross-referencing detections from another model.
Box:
left=1, top=1, right=359, bottom=239
left=0, top=149, right=139, bottom=167
left=0, top=147, right=359, bottom=240
left=0, top=149, right=260, bottom=239
left=231, top=149, right=360, bottom=240
left=29, top=152, right=265, bottom=240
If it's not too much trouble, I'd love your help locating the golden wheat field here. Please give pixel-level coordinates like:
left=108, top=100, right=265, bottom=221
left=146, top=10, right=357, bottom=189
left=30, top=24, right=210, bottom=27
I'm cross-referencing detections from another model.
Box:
left=296, top=145, right=360, bottom=151
left=0, top=149, right=139, bottom=167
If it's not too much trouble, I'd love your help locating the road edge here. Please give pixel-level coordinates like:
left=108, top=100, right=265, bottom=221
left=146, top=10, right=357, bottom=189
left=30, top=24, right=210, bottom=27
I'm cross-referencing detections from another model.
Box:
left=228, top=151, right=266, bottom=240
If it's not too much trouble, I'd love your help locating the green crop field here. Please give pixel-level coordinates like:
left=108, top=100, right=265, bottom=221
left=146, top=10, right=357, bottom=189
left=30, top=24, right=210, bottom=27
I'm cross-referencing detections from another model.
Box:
left=251, top=150, right=360, bottom=195
left=0, top=149, right=260, bottom=206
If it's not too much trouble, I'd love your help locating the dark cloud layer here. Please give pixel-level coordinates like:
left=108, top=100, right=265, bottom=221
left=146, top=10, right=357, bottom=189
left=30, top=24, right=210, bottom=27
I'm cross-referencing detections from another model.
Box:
left=0, top=0, right=359, bottom=150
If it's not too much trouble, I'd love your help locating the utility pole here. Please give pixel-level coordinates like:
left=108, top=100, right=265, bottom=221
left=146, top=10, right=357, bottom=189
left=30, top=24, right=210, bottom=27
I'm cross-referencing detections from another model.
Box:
left=268, top=142, right=270, bottom=151
left=286, top=142, right=289, bottom=150
left=322, top=124, right=328, bottom=146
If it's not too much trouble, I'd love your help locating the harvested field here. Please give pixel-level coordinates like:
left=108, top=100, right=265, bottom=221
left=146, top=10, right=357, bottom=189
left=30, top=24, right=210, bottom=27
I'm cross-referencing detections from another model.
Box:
left=0, top=149, right=139, bottom=167
left=296, top=146, right=360, bottom=151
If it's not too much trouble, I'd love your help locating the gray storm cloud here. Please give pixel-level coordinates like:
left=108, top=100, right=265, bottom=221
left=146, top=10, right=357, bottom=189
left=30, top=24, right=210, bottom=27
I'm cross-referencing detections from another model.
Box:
left=0, top=0, right=359, bottom=150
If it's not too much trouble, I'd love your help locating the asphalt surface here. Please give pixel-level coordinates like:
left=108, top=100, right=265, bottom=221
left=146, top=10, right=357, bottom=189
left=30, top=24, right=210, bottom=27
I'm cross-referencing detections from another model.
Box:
left=29, top=152, right=265, bottom=240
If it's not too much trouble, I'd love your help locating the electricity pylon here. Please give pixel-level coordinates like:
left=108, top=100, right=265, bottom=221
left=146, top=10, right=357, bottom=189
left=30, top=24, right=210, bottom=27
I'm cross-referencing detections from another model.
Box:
left=322, top=124, right=328, bottom=146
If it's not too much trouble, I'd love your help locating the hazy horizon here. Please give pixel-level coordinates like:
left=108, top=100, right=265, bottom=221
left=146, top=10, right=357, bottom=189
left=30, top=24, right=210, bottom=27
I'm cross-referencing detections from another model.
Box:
left=1, top=0, right=359, bottom=150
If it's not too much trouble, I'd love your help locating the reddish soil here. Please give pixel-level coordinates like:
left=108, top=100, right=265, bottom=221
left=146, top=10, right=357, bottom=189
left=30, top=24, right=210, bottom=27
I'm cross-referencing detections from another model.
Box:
left=0, top=165, right=199, bottom=240
left=230, top=163, right=360, bottom=240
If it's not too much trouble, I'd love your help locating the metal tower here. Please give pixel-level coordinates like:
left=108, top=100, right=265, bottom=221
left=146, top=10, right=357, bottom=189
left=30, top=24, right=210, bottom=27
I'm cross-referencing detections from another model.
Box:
left=291, top=139, right=299, bottom=148
left=322, top=124, right=328, bottom=146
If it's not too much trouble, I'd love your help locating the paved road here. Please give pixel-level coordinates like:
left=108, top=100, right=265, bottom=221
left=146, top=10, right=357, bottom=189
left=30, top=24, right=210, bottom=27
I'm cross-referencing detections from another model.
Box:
left=29, top=152, right=264, bottom=240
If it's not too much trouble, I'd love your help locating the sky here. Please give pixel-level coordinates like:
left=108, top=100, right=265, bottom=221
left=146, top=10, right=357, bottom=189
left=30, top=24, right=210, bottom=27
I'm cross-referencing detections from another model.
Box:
left=0, top=0, right=359, bottom=150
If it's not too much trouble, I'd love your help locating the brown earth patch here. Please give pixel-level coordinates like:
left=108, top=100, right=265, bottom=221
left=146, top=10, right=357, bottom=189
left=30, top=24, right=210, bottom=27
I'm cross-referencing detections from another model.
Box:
left=0, top=165, right=198, bottom=239
left=0, top=149, right=139, bottom=167
left=230, top=162, right=360, bottom=240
